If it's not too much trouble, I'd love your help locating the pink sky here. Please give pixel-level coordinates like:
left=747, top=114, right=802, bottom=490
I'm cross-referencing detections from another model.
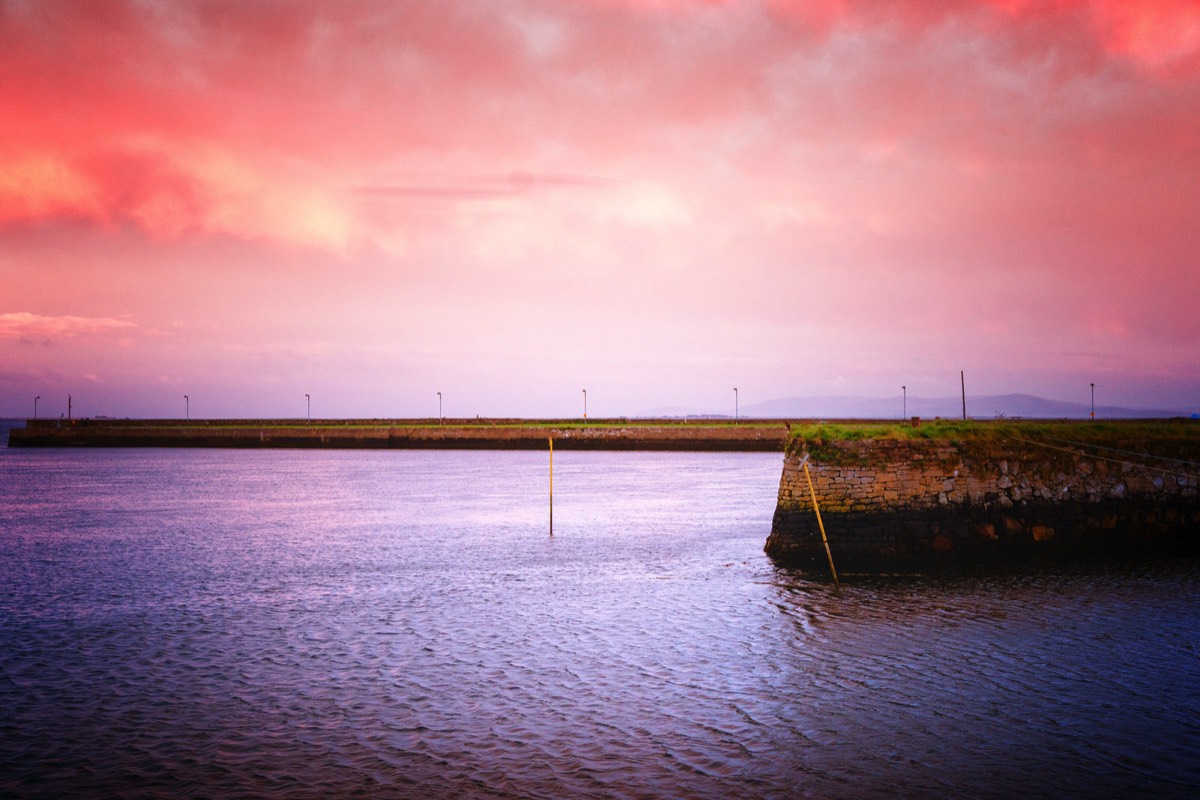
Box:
left=3, top=0, right=1199, bottom=419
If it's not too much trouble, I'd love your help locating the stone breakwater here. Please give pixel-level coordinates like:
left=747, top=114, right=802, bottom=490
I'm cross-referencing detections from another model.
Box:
left=767, top=428, right=1200, bottom=567
left=7, top=418, right=789, bottom=452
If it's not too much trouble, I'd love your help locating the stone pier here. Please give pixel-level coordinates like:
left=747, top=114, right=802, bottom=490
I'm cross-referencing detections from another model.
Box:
left=767, top=427, right=1200, bottom=567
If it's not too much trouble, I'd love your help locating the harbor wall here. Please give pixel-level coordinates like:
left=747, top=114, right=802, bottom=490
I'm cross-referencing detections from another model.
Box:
left=767, top=427, right=1200, bottom=567
left=6, top=418, right=789, bottom=451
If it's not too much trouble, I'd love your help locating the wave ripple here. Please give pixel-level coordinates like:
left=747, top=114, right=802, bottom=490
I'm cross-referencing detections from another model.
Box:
left=2, top=449, right=1198, bottom=798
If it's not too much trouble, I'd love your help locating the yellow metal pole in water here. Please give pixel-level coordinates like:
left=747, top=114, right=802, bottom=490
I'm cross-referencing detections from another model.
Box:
left=801, top=454, right=840, bottom=591
left=549, top=437, right=554, bottom=537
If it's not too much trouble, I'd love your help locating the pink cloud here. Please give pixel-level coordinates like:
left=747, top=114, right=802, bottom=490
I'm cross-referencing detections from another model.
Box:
left=0, top=312, right=137, bottom=341
left=4, top=1, right=1195, bottom=229
left=1089, top=0, right=1200, bottom=76
left=1, top=0, right=1198, bottom=415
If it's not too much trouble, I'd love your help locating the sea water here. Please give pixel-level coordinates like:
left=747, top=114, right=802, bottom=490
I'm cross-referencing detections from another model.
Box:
left=1, top=448, right=1197, bottom=798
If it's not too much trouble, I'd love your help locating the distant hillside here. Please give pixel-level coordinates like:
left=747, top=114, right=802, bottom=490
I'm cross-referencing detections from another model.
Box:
left=645, top=394, right=1193, bottom=420
left=743, top=393, right=1191, bottom=419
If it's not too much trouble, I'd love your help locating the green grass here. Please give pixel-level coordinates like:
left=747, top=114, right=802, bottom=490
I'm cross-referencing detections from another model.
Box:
left=787, top=419, right=1200, bottom=462
left=791, top=419, right=1194, bottom=439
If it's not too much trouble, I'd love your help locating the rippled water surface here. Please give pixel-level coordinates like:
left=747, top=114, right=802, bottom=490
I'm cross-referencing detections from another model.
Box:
left=1, top=448, right=1198, bottom=798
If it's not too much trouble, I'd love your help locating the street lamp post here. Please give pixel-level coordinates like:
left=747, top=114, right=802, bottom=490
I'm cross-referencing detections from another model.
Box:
left=34, top=395, right=40, bottom=420
left=734, top=387, right=738, bottom=420
left=902, top=385, right=907, bottom=420
left=582, top=389, right=587, bottom=421
left=437, top=391, right=442, bottom=421
left=1091, top=383, right=1095, bottom=420
left=184, top=395, right=189, bottom=421
left=306, top=393, right=310, bottom=421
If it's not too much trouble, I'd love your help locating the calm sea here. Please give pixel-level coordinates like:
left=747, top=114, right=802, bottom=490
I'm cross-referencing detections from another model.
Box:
left=1, top=447, right=1197, bottom=799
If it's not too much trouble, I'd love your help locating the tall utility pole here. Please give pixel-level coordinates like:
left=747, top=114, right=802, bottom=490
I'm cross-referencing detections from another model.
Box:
left=734, top=387, right=738, bottom=419
left=34, top=395, right=40, bottom=420
left=582, top=388, right=587, bottom=420
left=960, top=371, right=966, bottom=421
left=1091, top=383, right=1095, bottom=420
left=438, top=391, right=443, bottom=421
left=184, top=395, right=189, bottom=421
left=68, top=394, right=72, bottom=421
left=902, top=385, right=907, bottom=420
left=305, top=393, right=310, bottom=421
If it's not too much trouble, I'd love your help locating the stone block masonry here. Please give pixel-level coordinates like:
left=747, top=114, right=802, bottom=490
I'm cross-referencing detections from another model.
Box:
left=766, top=431, right=1200, bottom=568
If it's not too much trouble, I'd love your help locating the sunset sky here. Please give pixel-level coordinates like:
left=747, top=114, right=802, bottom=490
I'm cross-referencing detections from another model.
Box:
left=3, top=0, right=1199, bottom=419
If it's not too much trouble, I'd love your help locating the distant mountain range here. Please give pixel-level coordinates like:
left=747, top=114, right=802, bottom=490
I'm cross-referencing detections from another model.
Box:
left=642, top=394, right=1197, bottom=420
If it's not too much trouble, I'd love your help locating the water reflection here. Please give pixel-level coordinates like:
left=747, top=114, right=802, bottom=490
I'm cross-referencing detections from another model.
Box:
left=766, top=558, right=1200, bottom=798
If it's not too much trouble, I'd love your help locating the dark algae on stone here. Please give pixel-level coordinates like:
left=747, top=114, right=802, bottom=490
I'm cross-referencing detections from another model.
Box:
left=767, top=420, right=1200, bottom=569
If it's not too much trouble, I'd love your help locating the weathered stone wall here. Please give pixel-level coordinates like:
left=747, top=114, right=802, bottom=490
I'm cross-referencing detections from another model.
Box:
left=8, top=418, right=788, bottom=451
left=767, top=436, right=1200, bottom=567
